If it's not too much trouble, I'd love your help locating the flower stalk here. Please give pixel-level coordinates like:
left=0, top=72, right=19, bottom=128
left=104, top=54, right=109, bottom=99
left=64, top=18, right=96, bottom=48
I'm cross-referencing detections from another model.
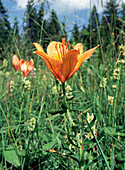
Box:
left=62, top=82, right=67, bottom=110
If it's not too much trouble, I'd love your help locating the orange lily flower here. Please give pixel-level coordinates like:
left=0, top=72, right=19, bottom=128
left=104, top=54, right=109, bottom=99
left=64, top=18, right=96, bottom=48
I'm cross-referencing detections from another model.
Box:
left=12, top=55, right=34, bottom=77
left=20, top=59, right=34, bottom=77
left=33, top=38, right=99, bottom=82
left=12, top=55, right=20, bottom=71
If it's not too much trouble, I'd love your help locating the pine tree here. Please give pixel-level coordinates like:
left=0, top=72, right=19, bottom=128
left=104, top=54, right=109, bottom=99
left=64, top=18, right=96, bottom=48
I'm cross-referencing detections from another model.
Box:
left=119, top=2, right=125, bottom=45
left=121, top=2, right=125, bottom=21
left=37, top=2, right=47, bottom=43
left=0, top=0, right=11, bottom=57
left=70, top=23, right=80, bottom=45
left=23, top=0, right=38, bottom=42
left=91, top=5, right=99, bottom=31
left=100, top=0, right=120, bottom=51
left=47, top=9, right=61, bottom=41
left=80, top=25, right=90, bottom=49
left=61, top=22, right=67, bottom=36
left=90, top=5, right=99, bottom=47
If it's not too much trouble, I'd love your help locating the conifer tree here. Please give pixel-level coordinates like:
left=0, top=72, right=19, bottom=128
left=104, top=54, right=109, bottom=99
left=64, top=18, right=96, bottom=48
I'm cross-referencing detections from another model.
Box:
left=91, top=5, right=99, bottom=31
left=37, top=2, right=47, bottom=42
left=121, top=2, right=125, bottom=21
left=23, top=0, right=38, bottom=42
left=80, top=25, right=90, bottom=49
left=0, top=0, right=11, bottom=57
left=119, top=2, right=125, bottom=45
left=90, top=5, right=99, bottom=47
left=47, top=9, right=61, bottom=41
left=70, top=23, right=80, bottom=45
left=100, top=0, right=120, bottom=51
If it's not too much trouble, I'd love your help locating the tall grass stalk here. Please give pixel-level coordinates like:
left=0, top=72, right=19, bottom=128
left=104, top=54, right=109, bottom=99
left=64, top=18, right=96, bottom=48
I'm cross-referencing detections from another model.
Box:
left=113, top=73, right=120, bottom=128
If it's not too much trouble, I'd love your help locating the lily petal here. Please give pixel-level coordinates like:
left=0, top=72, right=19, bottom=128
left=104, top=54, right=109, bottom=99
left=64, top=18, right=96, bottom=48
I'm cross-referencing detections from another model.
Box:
left=20, top=59, right=27, bottom=77
left=33, top=51, right=63, bottom=81
left=73, top=43, right=83, bottom=54
left=32, top=43, right=45, bottom=53
left=47, top=41, right=62, bottom=60
left=69, top=45, right=99, bottom=78
left=27, top=59, right=34, bottom=72
left=77, top=45, right=99, bottom=70
left=60, top=49, right=79, bottom=82
left=12, top=55, right=20, bottom=71
left=33, top=42, right=62, bottom=79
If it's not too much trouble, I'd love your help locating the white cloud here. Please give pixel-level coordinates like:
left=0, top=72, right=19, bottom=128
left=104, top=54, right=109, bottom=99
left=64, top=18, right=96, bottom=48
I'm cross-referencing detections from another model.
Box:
left=16, top=0, right=38, bottom=9
left=16, top=0, right=125, bottom=13
left=48, top=0, right=106, bottom=15
left=17, top=0, right=28, bottom=9
left=49, top=0, right=88, bottom=14
left=48, top=0, right=125, bottom=16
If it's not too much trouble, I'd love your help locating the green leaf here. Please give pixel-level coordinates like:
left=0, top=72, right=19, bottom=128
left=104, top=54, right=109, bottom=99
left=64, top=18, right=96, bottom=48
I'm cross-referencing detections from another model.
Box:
left=17, top=149, right=26, bottom=157
left=114, top=133, right=125, bottom=136
left=73, top=103, right=93, bottom=112
left=45, top=113, right=61, bottom=121
left=49, top=109, right=66, bottom=115
left=84, top=116, right=96, bottom=131
left=42, top=135, right=57, bottom=155
left=70, top=155, right=79, bottom=163
left=0, top=162, right=3, bottom=169
left=67, top=129, right=79, bottom=148
left=104, top=127, right=116, bottom=135
left=53, top=127, right=66, bottom=134
left=85, top=155, right=102, bottom=169
left=82, top=139, right=94, bottom=144
left=67, top=109, right=74, bottom=125
left=43, top=141, right=55, bottom=151
left=79, top=147, right=85, bottom=167
left=4, top=145, right=21, bottom=167
left=58, top=157, right=69, bottom=169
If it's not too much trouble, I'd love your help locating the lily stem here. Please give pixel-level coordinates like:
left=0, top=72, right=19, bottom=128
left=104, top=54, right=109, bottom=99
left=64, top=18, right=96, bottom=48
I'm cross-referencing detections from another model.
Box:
left=62, top=82, right=66, bottom=97
left=62, top=82, right=67, bottom=110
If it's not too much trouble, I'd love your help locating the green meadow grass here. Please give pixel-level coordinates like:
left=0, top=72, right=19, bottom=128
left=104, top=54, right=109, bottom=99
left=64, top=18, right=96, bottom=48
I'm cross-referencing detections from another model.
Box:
left=0, top=41, right=124, bottom=169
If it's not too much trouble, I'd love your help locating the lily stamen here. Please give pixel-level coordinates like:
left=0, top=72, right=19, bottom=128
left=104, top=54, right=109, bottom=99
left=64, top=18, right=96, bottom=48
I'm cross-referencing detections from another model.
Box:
left=68, top=42, right=70, bottom=50
left=55, top=43, right=61, bottom=60
left=62, top=38, right=65, bottom=57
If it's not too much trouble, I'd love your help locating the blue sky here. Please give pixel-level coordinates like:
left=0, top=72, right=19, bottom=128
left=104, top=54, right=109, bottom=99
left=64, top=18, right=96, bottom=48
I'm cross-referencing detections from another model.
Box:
left=2, top=0, right=125, bottom=35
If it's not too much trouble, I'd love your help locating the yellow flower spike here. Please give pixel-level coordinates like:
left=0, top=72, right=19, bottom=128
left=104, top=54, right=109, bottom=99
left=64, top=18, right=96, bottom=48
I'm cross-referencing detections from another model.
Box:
left=33, top=38, right=99, bottom=82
